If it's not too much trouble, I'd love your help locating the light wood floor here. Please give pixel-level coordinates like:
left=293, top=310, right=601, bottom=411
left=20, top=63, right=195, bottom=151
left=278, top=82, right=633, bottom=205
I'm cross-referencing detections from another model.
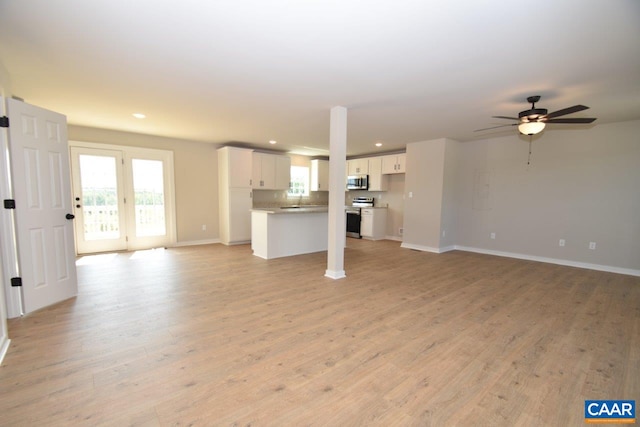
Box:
left=1, top=240, right=639, bottom=426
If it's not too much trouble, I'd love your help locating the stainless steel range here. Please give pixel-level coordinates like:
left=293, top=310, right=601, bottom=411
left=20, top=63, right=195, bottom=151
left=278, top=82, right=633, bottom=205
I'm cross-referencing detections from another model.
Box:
left=346, top=197, right=374, bottom=238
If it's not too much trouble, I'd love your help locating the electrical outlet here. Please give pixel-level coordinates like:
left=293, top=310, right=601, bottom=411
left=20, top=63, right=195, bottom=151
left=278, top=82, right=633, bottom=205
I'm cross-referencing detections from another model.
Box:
left=589, top=242, right=596, bottom=250
left=399, top=227, right=404, bottom=236
left=442, top=230, right=446, bottom=237
left=490, top=232, right=496, bottom=240
left=202, top=224, right=207, bottom=231
left=559, top=239, right=565, bottom=247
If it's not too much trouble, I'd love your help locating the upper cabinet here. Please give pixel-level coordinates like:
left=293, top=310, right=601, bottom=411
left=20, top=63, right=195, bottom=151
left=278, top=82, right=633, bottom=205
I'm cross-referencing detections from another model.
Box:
left=381, top=153, right=406, bottom=174
left=275, top=155, right=291, bottom=190
left=311, top=159, right=329, bottom=191
left=253, top=152, right=291, bottom=190
left=219, top=146, right=253, bottom=188
left=347, top=158, right=369, bottom=175
left=367, top=157, right=388, bottom=192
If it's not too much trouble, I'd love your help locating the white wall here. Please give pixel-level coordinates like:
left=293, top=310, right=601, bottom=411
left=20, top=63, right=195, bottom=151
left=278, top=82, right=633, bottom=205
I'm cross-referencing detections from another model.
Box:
left=454, top=120, right=640, bottom=273
left=440, top=139, right=459, bottom=249
left=402, top=138, right=452, bottom=251
left=68, top=125, right=219, bottom=245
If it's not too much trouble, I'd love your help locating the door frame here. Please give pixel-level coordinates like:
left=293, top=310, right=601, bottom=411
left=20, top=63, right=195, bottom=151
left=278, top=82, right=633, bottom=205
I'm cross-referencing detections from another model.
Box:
left=69, top=140, right=177, bottom=254
left=0, top=94, right=20, bottom=323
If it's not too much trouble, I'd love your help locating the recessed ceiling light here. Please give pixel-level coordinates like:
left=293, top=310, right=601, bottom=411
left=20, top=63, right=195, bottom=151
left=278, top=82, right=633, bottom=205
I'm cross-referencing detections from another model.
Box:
left=269, top=140, right=277, bottom=145
left=132, top=113, right=146, bottom=119
left=375, top=142, right=382, bottom=147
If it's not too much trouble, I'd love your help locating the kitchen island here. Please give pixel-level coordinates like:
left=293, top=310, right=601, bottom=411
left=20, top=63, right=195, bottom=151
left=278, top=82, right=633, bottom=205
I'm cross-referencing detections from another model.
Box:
left=251, top=207, right=328, bottom=259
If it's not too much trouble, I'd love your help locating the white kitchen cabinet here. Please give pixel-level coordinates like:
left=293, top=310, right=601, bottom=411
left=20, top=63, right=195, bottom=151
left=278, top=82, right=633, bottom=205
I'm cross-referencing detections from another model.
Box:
left=275, top=155, right=291, bottom=190
left=347, top=158, right=369, bottom=175
left=253, top=152, right=291, bottom=190
left=227, top=187, right=252, bottom=242
left=382, top=153, right=406, bottom=174
left=311, top=159, right=329, bottom=191
left=218, top=147, right=253, bottom=245
left=220, top=146, right=253, bottom=188
left=360, top=208, right=387, bottom=240
left=367, top=156, right=388, bottom=192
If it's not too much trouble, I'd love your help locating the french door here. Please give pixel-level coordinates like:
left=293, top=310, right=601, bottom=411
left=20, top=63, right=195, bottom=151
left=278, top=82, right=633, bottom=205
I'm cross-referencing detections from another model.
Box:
left=70, top=144, right=176, bottom=254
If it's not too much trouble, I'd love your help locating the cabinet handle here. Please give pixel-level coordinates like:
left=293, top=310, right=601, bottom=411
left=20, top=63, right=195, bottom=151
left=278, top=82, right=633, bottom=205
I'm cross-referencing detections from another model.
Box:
left=250, top=179, right=252, bottom=186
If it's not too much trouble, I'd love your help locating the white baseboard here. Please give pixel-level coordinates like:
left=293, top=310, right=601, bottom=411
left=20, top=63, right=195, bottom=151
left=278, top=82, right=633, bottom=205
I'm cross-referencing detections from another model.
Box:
left=172, top=238, right=221, bottom=247
left=325, top=269, right=346, bottom=280
left=399, top=243, right=639, bottom=277
left=0, top=338, right=10, bottom=366
left=400, top=242, right=453, bottom=254
left=385, top=235, right=403, bottom=242
left=454, top=245, right=640, bottom=277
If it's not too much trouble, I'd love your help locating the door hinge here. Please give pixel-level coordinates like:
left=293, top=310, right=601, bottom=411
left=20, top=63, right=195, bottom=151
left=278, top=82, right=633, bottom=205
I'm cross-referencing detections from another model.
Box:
left=4, top=199, right=16, bottom=209
left=11, top=277, right=22, bottom=287
left=0, top=116, right=8, bottom=128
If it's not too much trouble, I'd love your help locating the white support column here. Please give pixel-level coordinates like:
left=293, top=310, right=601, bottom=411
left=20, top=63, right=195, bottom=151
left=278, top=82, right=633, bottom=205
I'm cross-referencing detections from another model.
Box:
left=325, top=106, right=347, bottom=279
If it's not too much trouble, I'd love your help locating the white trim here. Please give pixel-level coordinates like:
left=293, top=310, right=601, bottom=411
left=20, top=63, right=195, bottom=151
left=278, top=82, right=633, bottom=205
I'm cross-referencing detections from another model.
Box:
left=455, top=245, right=640, bottom=277
left=0, top=95, right=22, bottom=318
left=399, top=243, right=640, bottom=277
left=400, top=242, right=453, bottom=254
left=325, top=269, right=346, bottom=280
left=0, top=338, right=10, bottom=365
left=385, top=235, right=403, bottom=242
left=172, top=239, right=221, bottom=247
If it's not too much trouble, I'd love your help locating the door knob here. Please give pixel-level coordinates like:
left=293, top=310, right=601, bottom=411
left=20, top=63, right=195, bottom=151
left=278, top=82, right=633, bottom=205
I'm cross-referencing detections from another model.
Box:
left=66, top=213, right=75, bottom=220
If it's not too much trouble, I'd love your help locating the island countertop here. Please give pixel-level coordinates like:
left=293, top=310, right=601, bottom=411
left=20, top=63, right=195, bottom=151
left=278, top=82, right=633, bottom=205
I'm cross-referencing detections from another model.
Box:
left=251, top=206, right=328, bottom=214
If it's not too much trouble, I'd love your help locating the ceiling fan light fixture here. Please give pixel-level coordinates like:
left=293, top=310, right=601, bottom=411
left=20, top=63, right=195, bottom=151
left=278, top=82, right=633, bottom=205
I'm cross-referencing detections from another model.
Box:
left=518, top=121, right=546, bottom=135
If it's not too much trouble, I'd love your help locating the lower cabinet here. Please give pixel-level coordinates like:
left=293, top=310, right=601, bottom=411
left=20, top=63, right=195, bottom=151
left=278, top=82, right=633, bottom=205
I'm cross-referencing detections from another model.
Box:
left=220, top=187, right=252, bottom=245
left=360, top=208, right=387, bottom=240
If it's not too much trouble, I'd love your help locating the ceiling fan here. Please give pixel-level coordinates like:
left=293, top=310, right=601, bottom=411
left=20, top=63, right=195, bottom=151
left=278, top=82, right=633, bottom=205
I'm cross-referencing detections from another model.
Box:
left=476, top=95, right=597, bottom=135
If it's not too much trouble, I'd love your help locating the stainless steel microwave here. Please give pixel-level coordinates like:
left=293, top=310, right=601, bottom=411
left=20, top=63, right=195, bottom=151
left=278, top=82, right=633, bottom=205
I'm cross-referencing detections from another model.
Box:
left=346, top=175, right=368, bottom=190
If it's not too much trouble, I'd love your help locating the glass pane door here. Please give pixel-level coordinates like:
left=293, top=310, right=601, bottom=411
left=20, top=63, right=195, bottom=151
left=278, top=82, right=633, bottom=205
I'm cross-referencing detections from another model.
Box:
left=80, top=154, right=121, bottom=240
left=125, top=150, right=175, bottom=250
left=70, top=144, right=176, bottom=254
left=70, top=147, right=127, bottom=254
left=132, top=159, right=166, bottom=237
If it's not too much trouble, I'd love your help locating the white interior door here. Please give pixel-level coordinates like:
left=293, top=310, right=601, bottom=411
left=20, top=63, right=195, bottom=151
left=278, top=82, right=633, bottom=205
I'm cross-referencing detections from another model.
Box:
left=70, top=147, right=127, bottom=254
left=7, top=98, right=78, bottom=314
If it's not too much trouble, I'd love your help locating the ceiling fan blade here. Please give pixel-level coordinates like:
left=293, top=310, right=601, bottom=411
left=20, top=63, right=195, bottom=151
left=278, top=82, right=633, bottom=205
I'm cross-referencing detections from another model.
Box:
left=491, top=115, right=519, bottom=121
left=545, top=117, right=597, bottom=124
left=474, top=123, right=517, bottom=132
left=545, top=105, right=589, bottom=119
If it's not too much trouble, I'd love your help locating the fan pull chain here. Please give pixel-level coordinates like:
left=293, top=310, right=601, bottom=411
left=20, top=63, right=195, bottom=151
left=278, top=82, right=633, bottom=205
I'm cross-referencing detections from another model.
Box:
left=527, top=136, right=533, bottom=165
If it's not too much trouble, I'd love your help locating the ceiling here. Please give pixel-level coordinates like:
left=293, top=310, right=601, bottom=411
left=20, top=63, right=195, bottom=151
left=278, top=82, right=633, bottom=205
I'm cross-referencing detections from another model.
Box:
left=1, top=1, right=639, bottom=156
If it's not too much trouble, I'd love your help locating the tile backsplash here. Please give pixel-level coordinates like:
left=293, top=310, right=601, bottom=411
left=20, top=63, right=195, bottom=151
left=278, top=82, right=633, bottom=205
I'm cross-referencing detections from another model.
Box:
left=252, top=190, right=329, bottom=208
